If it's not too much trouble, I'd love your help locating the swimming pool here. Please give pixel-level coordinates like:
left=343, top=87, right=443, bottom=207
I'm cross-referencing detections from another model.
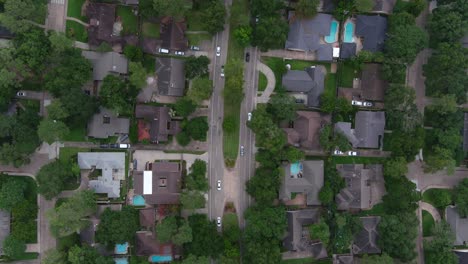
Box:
left=324, top=20, right=339, bottom=43
left=133, top=195, right=145, bottom=206
left=343, top=21, right=354, bottom=43
left=290, top=162, right=303, bottom=175
left=114, top=258, right=129, bottom=264
left=115, top=242, right=129, bottom=254
left=150, top=255, right=173, bottom=263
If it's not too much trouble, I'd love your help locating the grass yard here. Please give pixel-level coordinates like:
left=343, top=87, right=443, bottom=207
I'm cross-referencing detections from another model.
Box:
left=422, top=210, right=435, bottom=237
left=422, top=188, right=454, bottom=209
left=187, top=33, right=212, bottom=45
left=258, top=71, right=268, bottom=92
left=142, top=22, right=160, bottom=38
left=186, top=10, right=205, bottom=31
left=59, top=147, right=90, bottom=163
left=117, top=5, right=138, bottom=34
left=324, top=73, right=337, bottom=97
left=67, top=0, right=87, bottom=21
left=337, top=62, right=359, bottom=88
left=142, top=53, right=156, bottom=73
left=64, top=125, right=87, bottom=141
left=356, top=203, right=386, bottom=217
left=223, top=213, right=239, bottom=230
left=66, top=20, right=88, bottom=42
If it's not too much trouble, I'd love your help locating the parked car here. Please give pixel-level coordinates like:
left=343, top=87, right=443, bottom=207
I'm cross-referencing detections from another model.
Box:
left=190, top=45, right=200, bottom=51
left=110, top=143, right=131, bottom=149
left=333, top=149, right=344, bottom=155
left=240, top=146, right=244, bottom=156
left=175, top=51, right=185, bottom=56
left=245, top=52, right=250, bottom=62
left=351, top=100, right=363, bottom=106
left=216, top=217, right=222, bottom=227
left=216, top=46, right=221, bottom=57
left=363, top=101, right=373, bottom=107
left=220, top=66, right=225, bottom=77
left=217, top=180, right=222, bottom=191
left=16, top=91, right=26, bottom=97
left=348, top=151, right=358, bottom=156
left=158, top=48, right=169, bottom=54
left=295, top=98, right=305, bottom=104
left=133, top=159, right=137, bottom=170
left=247, top=112, right=252, bottom=121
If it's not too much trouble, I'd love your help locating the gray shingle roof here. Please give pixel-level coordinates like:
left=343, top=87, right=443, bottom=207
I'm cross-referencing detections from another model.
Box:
left=355, top=15, right=387, bottom=52
left=340, top=43, right=357, bottom=59
left=78, top=152, right=126, bottom=198
left=353, top=216, right=381, bottom=254
left=463, top=113, right=468, bottom=151
left=446, top=206, right=468, bottom=245
left=360, top=63, right=387, bottom=101
left=0, top=210, right=10, bottom=255
left=354, top=111, right=385, bottom=148
left=335, top=122, right=360, bottom=146
left=155, top=57, right=185, bottom=96
left=82, top=51, right=129, bottom=81
left=280, top=160, right=324, bottom=205
left=282, top=66, right=326, bottom=107
left=87, top=107, right=130, bottom=139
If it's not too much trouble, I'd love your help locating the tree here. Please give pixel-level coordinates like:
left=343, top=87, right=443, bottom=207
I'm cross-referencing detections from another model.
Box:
left=36, top=161, right=75, bottom=200
left=2, top=235, right=26, bottom=259
left=282, top=146, right=305, bottom=163
left=247, top=105, right=287, bottom=154
left=38, top=119, right=69, bottom=144
left=355, top=0, right=373, bottom=12
left=99, top=75, right=133, bottom=115
left=384, top=24, right=428, bottom=64
left=385, top=84, right=422, bottom=131
left=233, top=25, right=252, bottom=47
left=383, top=176, right=420, bottom=214
left=246, top=166, right=281, bottom=205
left=384, top=157, right=408, bottom=178
left=46, top=100, right=69, bottom=120
left=223, top=116, right=236, bottom=133
left=68, top=245, right=114, bottom=264
left=180, top=190, right=206, bottom=210
left=333, top=131, right=352, bottom=152
left=266, top=93, right=297, bottom=122
left=48, top=32, right=73, bottom=53
left=185, top=117, right=208, bottom=141
left=60, top=89, right=99, bottom=127
left=180, top=254, right=210, bottom=264
left=14, top=29, right=51, bottom=73
left=385, top=128, right=425, bottom=161
left=123, top=45, right=143, bottom=62
left=129, top=62, right=147, bottom=89
left=309, top=220, right=329, bottom=246
left=319, top=182, right=334, bottom=205
left=429, top=6, right=466, bottom=45
left=155, top=216, right=177, bottom=243
left=250, top=0, right=284, bottom=17
left=425, top=147, right=456, bottom=175
left=424, top=221, right=457, bottom=264
left=0, top=179, right=26, bottom=210
left=185, top=56, right=210, bottom=79
left=428, top=189, right=453, bottom=208
left=378, top=213, right=418, bottom=262
left=42, top=249, right=67, bottom=264
left=96, top=206, right=140, bottom=246
left=252, top=15, right=289, bottom=51
left=186, top=160, right=209, bottom=192
left=429, top=94, right=458, bottom=115
left=152, top=0, right=187, bottom=19
left=185, top=214, right=224, bottom=257
left=201, top=0, right=226, bottom=34
left=320, top=93, right=336, bottom=113
left=0, top=0, right=47, bottom=33
left=187, top=77, right=212, bottom=103
left=173, top=219, right=193, bottom=246
left=319, top=124, right=332, bottom=150
left=361, top=253, right=393, bottom=264
left=174, top=98, right=196, bottom=118
left=47, top=190, right=96, bottom=237
left=176, top=131, right=191, bottom=146
left=455, top=179, right=468, bottom=217
left=295, top=0, right=319, bottom=18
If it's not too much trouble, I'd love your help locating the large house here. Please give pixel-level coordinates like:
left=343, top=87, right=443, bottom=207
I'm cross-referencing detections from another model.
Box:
left=338, top=64, right=388, bottom=103
left=77, top=152, right=126, bottom=198
left=335, top=111, right=385, bottom=149
left=352, top=216, right=381, bottom=255
left=280, top=160, right=324, bottom=206
left=133, top=161, right=183, bottom=205
left=0, top=210, right=10, bottom=256
left=282, top=65, right=326, bottom=108
left=160, top=16, right=188, bottom=52
left=335, top=164, right=385, bottom=211
left=86, top=3, right=120, bottom=46
left=282, top=111, right=331, bottom=150
left=87, top=107, right=130, bottom=139
left=82, top=51, right=129, bottom=81
left=155, top=57, right=186, bottom=97
left=446, top=206, right=468, bottom=245
left=355, top=15, right=388, bottom=52
left=135, top=105, right=181, bottom=143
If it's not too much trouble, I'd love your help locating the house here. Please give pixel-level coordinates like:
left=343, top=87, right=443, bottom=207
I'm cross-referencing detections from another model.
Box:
left=87, top=107, right=130, bottom=139
left=0, top=210, right=10, bottom=256
left=372, top=0, right=396, bottom=14
left=335, top=111, right=385, bottom=149
left=282, top=209, right=328, bottom=260
left=135, top=231, right=174, bottom=259
left=340, top=43, right=357, bottom=59
left=446, top=206, right=468, bottom=245
left=355, top=15, right=387, bottom=52
left=282, top=65, right=326, bottom=107
left=352, top=216, right=381, bottom=254
left=135, top=105, right=181, bottom=143
left=463, top=113, right=468, bottom=151
left=318, top=0, right=335, bottom=12
left=121, top=0, right=139, bottom=5
left=82, top=51, right=129, bottom=81
left=335, top=164, right=385, bottom=211
left=77, top=152, right=126, bottom=198
left=285, top=14, right=336, bottom=61
left=86, top=3, right=120, bottom=46
left=139, top=208, right=156, bottom=229
left=80, top=204, right=122, bottom=245
left=280, top=160, right=324, bottom=206
left=133, top=161, right=183, bottom=205
left=332, top=254, right=354, bottom=264
left=282, top=111, right=331, bottom=150
left=155, top=57, right=186, bottom=97
left=360, top=64, right=387, bottom=101
left=454, top=249, right=468, bottom=264
left=160, top=17, right=188, bottom=51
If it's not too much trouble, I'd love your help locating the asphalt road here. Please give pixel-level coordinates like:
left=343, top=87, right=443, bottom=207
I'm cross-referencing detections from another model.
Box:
left=208, top=0, right=232, bottom=223
left=237, top=47, right=258, bottom=227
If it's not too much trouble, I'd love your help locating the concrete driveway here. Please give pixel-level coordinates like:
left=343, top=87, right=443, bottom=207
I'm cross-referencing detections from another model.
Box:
left=132, top=150, right=208, bottom=171
left=45, top=0, right=67, bottom=32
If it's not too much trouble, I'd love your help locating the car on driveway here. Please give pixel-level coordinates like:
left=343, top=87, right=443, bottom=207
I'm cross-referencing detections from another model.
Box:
left=348, top=151, right=358, bottom=156
left=216, top=217, right=222, bottom=227
left=240, top=146, right=244, bottom=156
left=247, top=112, right=252, bottom=121
left=190, top=45, right=200, bottom=51
left=363, top=102, right=373, bottom=107
left=217, top=180, right=222, bottom=191
left=333, top=149, right=344, bottom=155
left=245, top=52, right=250, bottom=62
left=175, top=51, right=185, bottom=56
left=351, top=100, right=363, bottom=106
left=16, top=91, right=26, bottom=97
left=216, top=46, right=221, bottom=57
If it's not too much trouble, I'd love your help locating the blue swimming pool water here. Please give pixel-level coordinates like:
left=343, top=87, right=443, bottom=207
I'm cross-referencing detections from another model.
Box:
left=324, top=20, right=339, bottom=43
left=150, top=255, right=173, bottom=263
left=290, top=162, right=302, bottom=175
left=115, top=242, right=129, bottom=254
left=114, top=258, right=129, bottom=264
left=343, top=21, right=354, bottom=43
left=133, top=195, right=145, bottom=206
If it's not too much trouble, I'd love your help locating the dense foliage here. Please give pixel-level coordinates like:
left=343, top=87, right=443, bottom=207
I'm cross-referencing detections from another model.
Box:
left=96, top=206, right=140, bottom=246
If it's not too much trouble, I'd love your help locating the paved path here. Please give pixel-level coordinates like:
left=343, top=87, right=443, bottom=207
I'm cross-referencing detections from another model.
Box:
left=256, top=61, right=275, bottom=103
left=66, top=16, right=89, bottom=26
left=45, top=0, right=67, bottom=32
left=133, top=150, right=208, bottom=171
left=74, top=41, right=90, bottom=50
left=420, top=201, right=441, bottom=222
left=407, top=161, right=468, bottom=192
left=261, top=49, right=317, bottom=61
left=25, top=243, right=39, bottom=253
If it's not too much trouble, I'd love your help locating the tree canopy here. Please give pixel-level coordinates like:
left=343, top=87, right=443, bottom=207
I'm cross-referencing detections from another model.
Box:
left=36, top=160, right=75, bottom=200
left=424, top=221, right=457, bottom=264
left=68, top=245, right=114, bottom=264
left=99, top=75, right=136, bottom=115
left=2, top=235, right=26, bottom=259
left=96, top=206, right=140, bottom=246
left=266, top=93, right=297, bottom=122
left=174, top=98, right=197, bottom=118
left=0, top=178, right=26, bottom=211
left=185, top=160, right=209, bottom=192
left=246, top=166, right=282, bottom=206
left=378, top=213, right=418, bottom=262
left=185, top=117, right=209, bottom=141
left=187, top=77, right=212, bottom=103
left=295, top=0, right=319, bottom=18
left=185, top=214, right=223, bottom=257
left=37, top=119, right=69, bottom=144
left=185, top=56, right=210, bottom=79
left=200, top=0, right=226, bottom=34
left=455, top=179, right=468, bottom=217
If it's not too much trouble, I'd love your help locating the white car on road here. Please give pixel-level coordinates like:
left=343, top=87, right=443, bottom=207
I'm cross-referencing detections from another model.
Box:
left=217, top=180, right=221, bottom=191
left=216, top=46, right=221, bottom=57
left=240, top=146, right=244, bottom=156
left=247, top=112, right=252, bottom=121
left=216, top=217, right=222, bottom=227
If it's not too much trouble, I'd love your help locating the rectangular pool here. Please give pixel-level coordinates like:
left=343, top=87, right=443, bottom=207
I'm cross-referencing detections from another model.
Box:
left=150, top=255, right=173, bottom=263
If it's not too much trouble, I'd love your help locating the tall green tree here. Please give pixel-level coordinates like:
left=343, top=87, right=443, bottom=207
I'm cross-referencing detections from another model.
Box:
left=295, top=0, right=319, bottom=18
left=180, top=190, right=206, bottom=210
left=152, top=0, right=187, bottom=19
left=42, top=249, right=67, bottom=264
left=2, top=235, right=26, bottom=259
left=37, top=119, right=69, bottom=144
left=128, top=62, right=147, bottom=89
left=99, top=75, right=134, bottom=115
left=378, top=213, right=418, bottom=262
left=385, top=84, right=422, bottom=131
left=185, top=117, right=209, bottom=141
left=187, top=77, right=212, bottom=103
left=233, top=25, right=252, bottom=47
left=185, top=159, right=209, bottom=192
left=36, top=161, right=75, bottom=200
left=156, top=216, right=178, bottom=243
left=96, top=206, right=140, bottom=246
left=383, top=157, right=408, bottom=178
left=361, top=253, right=393, bottom=264
left=382, top=176, right=420, bottom=214
left=424, top=221, right=457, bottom=264
left=48, top=32, right=73, bottom=53
left=266, top=93, right=297, bottom=122
left=252, top=15, right=289, bottom=51
left=246, top=166, right=282, bottom=205
left=309, top=220, right=330, bottom=246
left=429, top=6, right=466, bottom=45
left=185, top=214, right=223, bottom=257
left=455, top=179, right=468, bottom=217
left=201, top=0, right=226, bottom=34
left=425, top=147, right=456, bottom=175
left=174, top=98, right=196, bottom=118
left=68, top=245, right=114, bottom=264
left=384, top=24, right=428, bottom=64
left=46, top=100, right=69, bottom=121
left=0, top=0, right=47, bottom=33
left=185, top=56, right=210, bottom=79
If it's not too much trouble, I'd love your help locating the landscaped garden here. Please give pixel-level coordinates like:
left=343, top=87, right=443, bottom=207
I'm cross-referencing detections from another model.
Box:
left=117, top=5, right=138, bottom=34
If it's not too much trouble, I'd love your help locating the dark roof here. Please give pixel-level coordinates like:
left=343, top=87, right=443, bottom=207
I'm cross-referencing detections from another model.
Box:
left=283, top=111, right=331, bottom=150
left=454, top=250, right=468, bottom=264
left=352, top=216, right=381, bottom=254
left=141, top=38, right=162, bottom=54
left=280, top=160, right=324, bottom=205
left=464, top=113, right=468, bottom=151
left=86, top=3, right=119, bottom=46
left=135, top=105, right=180, bottom=142
left=133, top=161, right=183, bottom=205
left=282, top=66, right=326, bottom=107
left=0, top=210, right=10, bottom=255
left=135, top=231, right=173, bottom=256
left=333, top=254, right=354, bottom=264
left=0, top=25, right=14, bottom=39
left=87, top=107, right=130, bottom=138
left=354, top=111, right=385, bottom=148
left=360, top=64, right=387, bottom=101
left=139, top=208, right=156, bottom=228
left=82, top=51, right=129, bottom=80
left=446, top=206, right=468, bottom=245
left=340, top=43, right=357, bottom=59
left=160, top=17, right=188, bottom=51
left=355, top=15, right=387, bottom=52
left=155, top=58, right=186, bottom=97
left=319, top=0, right=335, bottom=12
left=372, top=0, right=396, bottom=13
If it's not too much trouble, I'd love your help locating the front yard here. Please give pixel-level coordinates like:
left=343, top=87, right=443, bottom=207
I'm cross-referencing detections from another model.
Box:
left=186, top=10, right=205, bottom=31
left=117, top=5, right=138, bottom=34
left=67, top=0, right=87, bottom=22
left=66, top=20, right=88, bottom=42
left=337, top=61, right=360, bottom=88
left=258, top=71, right=268, bottom=92
left=187, top=33, right=212, bottom=45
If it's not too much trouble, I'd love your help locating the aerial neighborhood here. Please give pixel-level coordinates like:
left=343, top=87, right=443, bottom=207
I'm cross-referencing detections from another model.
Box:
left=0, top=0, right=466, bottom=263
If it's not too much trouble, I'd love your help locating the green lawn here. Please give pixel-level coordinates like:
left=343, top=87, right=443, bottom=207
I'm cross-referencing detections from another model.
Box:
left=422, top=188, right=454, bottom=209
left=223, top=213, right=238, bottom=231
left=187, top=33, right=212, bottom=45
left=186, top=10, right=205, bottom=31
left=66, top=20, right=88, bottom=42
left=356, top=203, right=386, bottom=217
left=325, top=73, right=337, bottom=97
left=64, top=125, right=87, bottom=141
left=142, top=22, right=160, bottom=38
left=117, top=5, right=138, bottom=34
left=142, top=53, right=156, bottom=73
left=67, top=0, right=87, bottom=21
left=422, top=210, right=435, bottom=237
left=258, top=71, right=268, bottom=92
left=59, top=147, right=90, bottom=163
left=337, top=62, right=359, bottom=88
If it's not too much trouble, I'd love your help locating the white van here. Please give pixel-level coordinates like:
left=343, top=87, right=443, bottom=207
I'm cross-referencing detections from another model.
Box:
left=158, top=48, right=169, bottom=54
